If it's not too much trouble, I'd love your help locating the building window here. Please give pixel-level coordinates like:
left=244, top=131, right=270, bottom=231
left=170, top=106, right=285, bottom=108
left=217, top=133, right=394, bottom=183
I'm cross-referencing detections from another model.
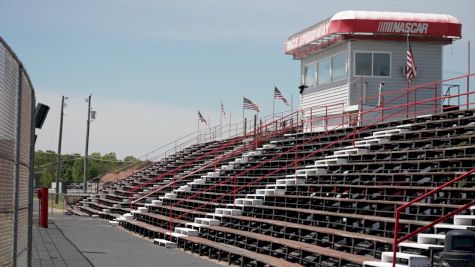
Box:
left=303, top=63, right=317, bottom=87
left=332, top=52, right=347, bottom=81
left=355, top=52, right=391, bottom=77
left=317, top=58, right=331, bottom=85
left=303, top=52, right=348, bottom=87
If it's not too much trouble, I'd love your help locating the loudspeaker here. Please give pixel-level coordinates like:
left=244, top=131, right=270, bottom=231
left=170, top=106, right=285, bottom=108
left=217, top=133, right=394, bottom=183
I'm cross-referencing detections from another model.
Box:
left=35, top=103, right=50, bottom=129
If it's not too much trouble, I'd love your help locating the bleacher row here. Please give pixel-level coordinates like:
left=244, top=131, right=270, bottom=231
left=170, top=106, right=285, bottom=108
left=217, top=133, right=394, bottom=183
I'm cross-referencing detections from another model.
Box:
left=74, top=108, right=475, bottom=267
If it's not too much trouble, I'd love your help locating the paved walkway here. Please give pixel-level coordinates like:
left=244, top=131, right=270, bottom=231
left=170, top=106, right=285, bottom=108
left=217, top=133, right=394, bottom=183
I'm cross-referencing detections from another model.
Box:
left=33, top=201, right=221, bottom=267
left=32, top=218, right=93, bottom=267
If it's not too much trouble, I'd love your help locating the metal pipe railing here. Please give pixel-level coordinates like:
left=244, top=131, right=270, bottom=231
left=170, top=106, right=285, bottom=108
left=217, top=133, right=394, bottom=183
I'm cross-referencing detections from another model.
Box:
left=130, top=118, right=300, bottom=205
left=128, top=109, right=303, bottom=198
left=392, top=168, right=475, bottom=267
left=168, top=81, right=475, bottom=240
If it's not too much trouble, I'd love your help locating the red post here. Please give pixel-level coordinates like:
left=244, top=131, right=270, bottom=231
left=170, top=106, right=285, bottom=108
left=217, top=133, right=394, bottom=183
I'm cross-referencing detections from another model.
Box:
left=233, top=175, right=237, bottom=208
left=310, top=108, right=313, bottom=131
left=406, top=82, right=410, bottom=118
left=37, top=187, right=48, bottom=228
left=467, top=40, right=471, bottom=109
left=414, top=86, right=417, bottom=117
left=325, top=107, right=328, bottom=131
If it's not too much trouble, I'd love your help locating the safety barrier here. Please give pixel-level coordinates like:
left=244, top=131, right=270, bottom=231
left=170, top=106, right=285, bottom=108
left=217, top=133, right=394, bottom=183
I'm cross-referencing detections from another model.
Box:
left=167, top=73, right=475, bottom=240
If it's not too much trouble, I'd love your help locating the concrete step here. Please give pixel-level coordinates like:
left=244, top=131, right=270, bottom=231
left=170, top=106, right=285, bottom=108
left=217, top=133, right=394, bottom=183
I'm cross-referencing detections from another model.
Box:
left=399, top=242, right=444, bottom=250
left=255, top=188, right=286, bottom=196
left=363, top=261, right=406, bottom=267
left=417, top=233, right=445, bottom=245
left=275, top=178, right=305, bottom=185
left=215, top=208, right=241, bottom=216
left=194, top=217, right=220, bottom=226
left=151, top=200, right=163, bottom=205
left=297, top=168, right=327, bottom=176
left=333, top=148, right=368, bottom=157
left=265, top=184, right=287, bottom=190
left=367, top=128, right=409, bottom=139
left=174, top=227, right=199, bottom=236
left=206, top=213, right=225, bottom=220
left=245, top=194, right=266, bottom=199
left=454, top=215, right=475, bottom=225
left=381, top=252, right=429, bottom=267
left=234, top=198, right=263, bottom=206
left=434, top=223, right=475, bottom=231
left=313, top=158, right=347, bottom=167
left=153, top=238, right=176, bottom=248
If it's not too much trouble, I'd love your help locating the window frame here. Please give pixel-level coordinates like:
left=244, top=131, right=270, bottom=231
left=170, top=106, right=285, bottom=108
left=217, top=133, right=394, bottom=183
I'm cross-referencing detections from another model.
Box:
left=302, top=51, right=348, bottom=87
left=302, top=62, right=317, bottom=87
left=353, top=51, right=392, bottom=78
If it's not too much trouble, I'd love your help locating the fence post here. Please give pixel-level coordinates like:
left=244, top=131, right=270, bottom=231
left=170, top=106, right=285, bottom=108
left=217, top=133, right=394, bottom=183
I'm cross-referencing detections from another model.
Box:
left=233, top=175, right=237, bottom=208
left=325, top=107, right=328, bottom=131
left=38, top=188, right=48, bottom=228
left=169, top=208, right=173, bottom=241
left=310, top=108, right=313, bottom=132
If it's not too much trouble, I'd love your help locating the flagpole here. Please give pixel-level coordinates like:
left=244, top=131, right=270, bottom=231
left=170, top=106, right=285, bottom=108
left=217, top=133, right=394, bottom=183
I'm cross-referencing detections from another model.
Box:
left=291, top=94, right=294, bottom=113
left=229, top=112, right=232, bottom=138
left=197, top=117, right=200, bottom=144
left=242, top=97, right=245, bottom=136
left=220, top=101, right=223, bottom=139
left=272, top=86, right=276, bottom=121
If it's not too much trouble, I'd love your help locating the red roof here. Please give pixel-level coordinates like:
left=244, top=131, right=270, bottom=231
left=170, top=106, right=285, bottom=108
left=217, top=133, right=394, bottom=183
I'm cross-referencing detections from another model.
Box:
left=285, top=11, right=462, bottom=59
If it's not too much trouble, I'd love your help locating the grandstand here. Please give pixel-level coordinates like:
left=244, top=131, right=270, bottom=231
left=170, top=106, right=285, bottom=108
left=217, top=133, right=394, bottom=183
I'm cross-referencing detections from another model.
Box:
left=73, top=11, right=475, bottom=267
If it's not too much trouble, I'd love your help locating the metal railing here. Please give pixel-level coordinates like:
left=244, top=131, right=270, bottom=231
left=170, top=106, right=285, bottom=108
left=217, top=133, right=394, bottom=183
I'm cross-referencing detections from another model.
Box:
left=128, top=111, right=303, bottom=206
left=392, top=168, right=475, bottom=267
left=166, top=73, right=475, bottom=241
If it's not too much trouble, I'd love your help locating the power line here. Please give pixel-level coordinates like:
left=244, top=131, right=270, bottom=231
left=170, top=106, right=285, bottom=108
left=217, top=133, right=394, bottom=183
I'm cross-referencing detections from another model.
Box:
left=34, top=156, right=136, bottom=169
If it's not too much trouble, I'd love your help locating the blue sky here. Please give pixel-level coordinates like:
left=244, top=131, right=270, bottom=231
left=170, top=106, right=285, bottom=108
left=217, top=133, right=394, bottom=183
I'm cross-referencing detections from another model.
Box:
left=1, top=0, right=473, bottom=158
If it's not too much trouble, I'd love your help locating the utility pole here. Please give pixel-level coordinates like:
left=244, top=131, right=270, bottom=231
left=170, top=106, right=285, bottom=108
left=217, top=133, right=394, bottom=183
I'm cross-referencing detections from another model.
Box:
left=55, top=96, right=65, bottom=204
left=83, top=95, right=92, bottom=193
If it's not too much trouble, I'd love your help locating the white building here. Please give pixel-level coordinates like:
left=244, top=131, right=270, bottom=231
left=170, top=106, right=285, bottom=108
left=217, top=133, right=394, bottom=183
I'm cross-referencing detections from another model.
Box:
left=285, top=11, right=462, bottom=131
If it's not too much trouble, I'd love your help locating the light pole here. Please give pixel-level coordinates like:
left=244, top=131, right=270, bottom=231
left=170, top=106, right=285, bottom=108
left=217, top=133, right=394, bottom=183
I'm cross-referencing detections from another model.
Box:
left=55, top=96, right=67, bottom=203
left=83, top=95, right=92, bottom=193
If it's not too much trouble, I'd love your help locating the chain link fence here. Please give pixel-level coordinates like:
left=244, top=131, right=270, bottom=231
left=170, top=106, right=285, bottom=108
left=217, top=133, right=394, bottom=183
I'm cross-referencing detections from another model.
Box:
left=0, top=37, right=36, bottom=267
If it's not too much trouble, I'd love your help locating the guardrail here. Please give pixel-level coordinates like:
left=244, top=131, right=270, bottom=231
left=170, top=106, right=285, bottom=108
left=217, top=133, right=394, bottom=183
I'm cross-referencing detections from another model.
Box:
left=391, top=165, right=475, bottom=266
left=167, top=73, right=475, bottom=240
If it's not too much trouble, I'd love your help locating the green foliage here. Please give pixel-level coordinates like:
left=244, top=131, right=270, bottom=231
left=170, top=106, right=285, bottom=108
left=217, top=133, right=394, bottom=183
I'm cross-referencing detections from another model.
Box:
left=34, top=150, right=139, bottom=187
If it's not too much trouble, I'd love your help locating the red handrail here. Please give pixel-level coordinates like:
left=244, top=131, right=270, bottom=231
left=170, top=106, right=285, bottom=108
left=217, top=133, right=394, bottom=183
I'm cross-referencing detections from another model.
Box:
left=128, top=110, right=303, bottom=202
left=128, top=135, right=248, bottom=193
left=392, top=168, right=475, bottom=267
left=167, top=84, right=475, bottom=240
left=130, top=120, right=301, bottom=205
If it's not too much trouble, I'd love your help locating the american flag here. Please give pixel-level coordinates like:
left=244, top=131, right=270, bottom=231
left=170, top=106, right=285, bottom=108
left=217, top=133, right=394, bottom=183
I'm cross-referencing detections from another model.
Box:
left=243, top=97, right=260, bottom=112
left=406, top=34, right=417, bottom=82
left=274, top=86, right=289, bottom=106
left=220, top=102, right=226, bottom=117
left=198, top=110, right=207, bottom=125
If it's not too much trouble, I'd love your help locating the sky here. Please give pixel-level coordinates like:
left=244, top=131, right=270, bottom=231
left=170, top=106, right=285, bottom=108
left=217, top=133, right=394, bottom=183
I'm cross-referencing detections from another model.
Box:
left=0, top=0, right=474, bottom=158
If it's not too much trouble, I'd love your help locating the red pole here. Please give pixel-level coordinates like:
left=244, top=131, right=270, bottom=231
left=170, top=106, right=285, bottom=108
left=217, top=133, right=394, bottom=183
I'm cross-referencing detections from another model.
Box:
left=169, top=208, right=173, bottom=241
left=38, top=188, right=48, bottom=228
left=467, top=40, right=471, bottom=109
left=392, top=209, right=401, bottom=267
left=310, top=108, right=313, bottom=131
left=233, top=175, right=237, bottom=208
left=406, top=82, right=409, bottom=118
left=325, top=107, right=328, bottom=131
